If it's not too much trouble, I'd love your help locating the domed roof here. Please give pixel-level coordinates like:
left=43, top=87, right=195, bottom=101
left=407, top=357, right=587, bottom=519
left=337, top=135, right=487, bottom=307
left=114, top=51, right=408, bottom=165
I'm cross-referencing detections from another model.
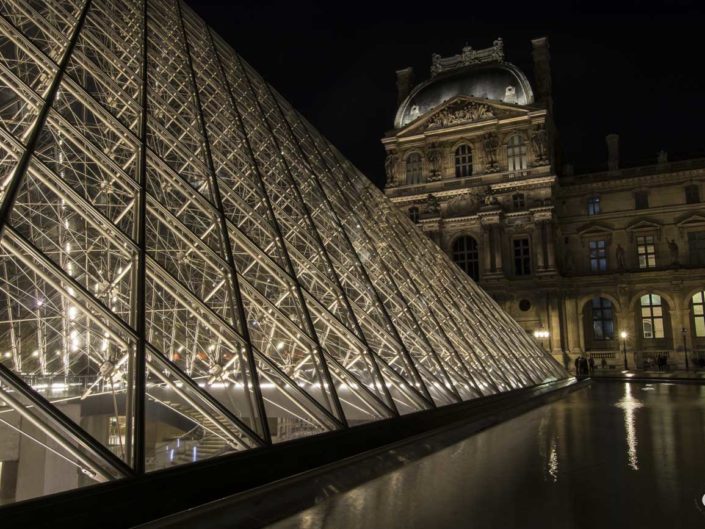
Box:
left=394, top=62, right=534, bottom=129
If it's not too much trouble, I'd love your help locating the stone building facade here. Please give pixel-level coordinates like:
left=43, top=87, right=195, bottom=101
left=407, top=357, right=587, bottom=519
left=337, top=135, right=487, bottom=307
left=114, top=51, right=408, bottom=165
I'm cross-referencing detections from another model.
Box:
left=382, top=37, right=705, bottom=371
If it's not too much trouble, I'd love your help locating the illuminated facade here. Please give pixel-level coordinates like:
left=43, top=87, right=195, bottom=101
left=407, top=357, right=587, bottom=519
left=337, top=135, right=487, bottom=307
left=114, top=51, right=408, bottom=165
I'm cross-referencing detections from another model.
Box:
left=384, top=39, right=705, bottom=373
left=0, top=0, right=564, bottom=505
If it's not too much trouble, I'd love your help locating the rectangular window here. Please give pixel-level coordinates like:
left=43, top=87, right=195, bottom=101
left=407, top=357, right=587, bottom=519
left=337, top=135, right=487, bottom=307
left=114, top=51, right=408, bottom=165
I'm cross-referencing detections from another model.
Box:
left=685, top=185, right=700, bottom=204
left=512, top=193, right=525, bottom=210
left=636, top=235, right=656, bottom=269
left=513, top=238, right=531, bottom=276
left=634, top=191, right=649, bottom=210
left=587, top=196, right=600, bottom=216
left=689, top=231, right=705, bottom=265
left=589, top=240, right=607, bottom=272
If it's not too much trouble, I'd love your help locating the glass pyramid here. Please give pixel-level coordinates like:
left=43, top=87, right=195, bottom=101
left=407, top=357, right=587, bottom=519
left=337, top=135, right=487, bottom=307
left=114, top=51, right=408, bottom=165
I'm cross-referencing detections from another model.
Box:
left=0, top=0, right=566, bottom=504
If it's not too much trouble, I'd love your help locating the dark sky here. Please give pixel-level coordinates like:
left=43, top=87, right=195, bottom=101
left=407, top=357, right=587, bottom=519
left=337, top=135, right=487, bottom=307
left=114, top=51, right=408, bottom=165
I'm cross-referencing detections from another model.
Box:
left=188, top=0, right=705, bottom=188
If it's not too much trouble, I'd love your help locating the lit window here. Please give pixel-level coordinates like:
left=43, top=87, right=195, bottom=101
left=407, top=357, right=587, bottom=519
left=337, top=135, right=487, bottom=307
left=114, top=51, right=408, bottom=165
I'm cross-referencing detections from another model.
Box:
left=636, top=235, right=656, bottom=269
left=512, top=193, right=525, bottom=210
left=409, top=206, right=419, bottom=224
left=688, top=232, right=705, bottom=265
left=591, top=297, right=614, bottom=340
left=692, top=291, right=705, bottom=337
left=640, top=294, right=664, bottom=339
left=589, top=240, right=607, bottom=272
left=405, top=153, right=423, bottom=185
left=452, top=236, right=479, bottom=281
left=507, top=134, right=528, bottom=172
left=685, top=184, right=700, bottom=204
left=634, top=191, right=649, bottom=210
left=513, top=237, right=531, bottom=276
left=587, top=196, right=600, bottom=216
left=454, top=144, right=472, bottom=178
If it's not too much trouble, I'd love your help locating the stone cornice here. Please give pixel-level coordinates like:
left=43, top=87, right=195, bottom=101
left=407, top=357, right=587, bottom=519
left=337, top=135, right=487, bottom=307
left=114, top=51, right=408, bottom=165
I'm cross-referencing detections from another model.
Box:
left=386, top=174, right=554, bottom=203
left=558, top=165, right=705, bottom=196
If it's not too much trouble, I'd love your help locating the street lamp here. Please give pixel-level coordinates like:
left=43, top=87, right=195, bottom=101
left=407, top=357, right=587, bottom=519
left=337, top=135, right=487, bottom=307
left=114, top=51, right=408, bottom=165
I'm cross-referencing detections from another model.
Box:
left=620, top=331, right=628, bottom=370
left=681, top=327, right=690, bottom=370
left=533, top=327, right=549, bottom=350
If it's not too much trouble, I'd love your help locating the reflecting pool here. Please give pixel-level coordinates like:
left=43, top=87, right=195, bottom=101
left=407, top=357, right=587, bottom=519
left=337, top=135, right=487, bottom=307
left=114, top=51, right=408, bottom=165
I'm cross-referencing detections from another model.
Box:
left=268, top=382, right=705, bottom=528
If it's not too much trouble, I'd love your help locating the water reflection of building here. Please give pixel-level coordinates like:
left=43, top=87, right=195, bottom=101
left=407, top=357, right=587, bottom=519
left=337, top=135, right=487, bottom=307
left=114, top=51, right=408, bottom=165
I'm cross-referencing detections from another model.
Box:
left=383, top=38, right=705, bottom=372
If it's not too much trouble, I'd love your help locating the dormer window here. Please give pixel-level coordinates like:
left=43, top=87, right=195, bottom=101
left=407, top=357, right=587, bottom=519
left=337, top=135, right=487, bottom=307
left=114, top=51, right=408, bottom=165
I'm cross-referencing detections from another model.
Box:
left=507, top=134, right=527, bottom=172
left=454, top=144, right=473, bottom=178
left=405, top=153, right=423, bottom=185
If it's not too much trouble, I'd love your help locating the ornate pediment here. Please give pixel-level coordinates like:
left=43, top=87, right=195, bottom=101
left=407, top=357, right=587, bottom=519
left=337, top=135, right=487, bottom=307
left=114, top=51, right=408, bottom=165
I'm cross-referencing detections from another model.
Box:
left=426, top=100, right=495, bottom=130
left=576, top=222, right=614, bottom=246
left=676, top=212, right=705, bottom=236
left=625, top=218, right=662, bottom=241
left=395, top=96, right=529, bottom=137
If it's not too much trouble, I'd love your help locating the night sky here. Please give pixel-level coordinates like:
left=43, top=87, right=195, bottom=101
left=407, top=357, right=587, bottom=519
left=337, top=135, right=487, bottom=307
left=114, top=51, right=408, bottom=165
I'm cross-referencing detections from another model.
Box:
left=188, top=0, right=705, bottom=188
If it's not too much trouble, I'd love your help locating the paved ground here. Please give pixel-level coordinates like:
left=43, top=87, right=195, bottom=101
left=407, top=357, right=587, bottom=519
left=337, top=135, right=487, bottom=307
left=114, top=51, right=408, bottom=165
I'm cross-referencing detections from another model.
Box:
left=266, top=381, right=705, bottom=529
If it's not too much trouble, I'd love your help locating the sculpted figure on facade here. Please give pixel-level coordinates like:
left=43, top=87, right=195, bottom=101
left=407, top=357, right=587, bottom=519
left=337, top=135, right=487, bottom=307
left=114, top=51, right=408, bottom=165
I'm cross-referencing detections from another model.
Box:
left=426, top=193, right=441, bottom=215
left=615, top=244, right=625, bottom=270
left=530, top=124, right=549, bottom=165
left=668, top=239, right=679, bottom=264
left=482, top=132, right=500, bottom=172
left=427, top=101, right=494, bottom=129
left=426, top=143, right=443, bottom=180
left=384, top=153, right=399, bottom=187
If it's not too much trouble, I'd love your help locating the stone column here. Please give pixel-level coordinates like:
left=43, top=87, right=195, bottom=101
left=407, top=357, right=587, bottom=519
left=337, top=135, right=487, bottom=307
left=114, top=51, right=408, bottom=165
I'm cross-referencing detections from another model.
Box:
left=492, top=224, right=503, bottom=273
left=548, top=294, right=562, bottom=356
left=545, top=221, right=557, bottom=270
left=669, top=297, right=688, bottom=369
left=565, top=295, right=582, bottom=356
left=481, top=227, right=492, bottom=275
left=533, top=224, right=545, bottom=271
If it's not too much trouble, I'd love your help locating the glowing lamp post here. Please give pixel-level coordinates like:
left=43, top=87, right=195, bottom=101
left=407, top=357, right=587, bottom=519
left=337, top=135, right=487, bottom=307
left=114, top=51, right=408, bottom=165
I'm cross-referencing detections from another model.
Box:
left=620, top=331, right=628, bottom=370
left=681, top=327, right=689, bottom=370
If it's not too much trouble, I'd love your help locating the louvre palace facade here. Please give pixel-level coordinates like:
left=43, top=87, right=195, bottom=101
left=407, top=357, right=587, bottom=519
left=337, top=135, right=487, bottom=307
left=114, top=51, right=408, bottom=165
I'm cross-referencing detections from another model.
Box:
left=383, top=37, right=705, bottom=371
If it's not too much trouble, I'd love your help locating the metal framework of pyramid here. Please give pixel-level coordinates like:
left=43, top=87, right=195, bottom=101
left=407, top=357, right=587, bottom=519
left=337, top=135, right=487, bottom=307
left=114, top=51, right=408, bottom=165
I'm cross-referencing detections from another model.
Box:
left=0, top=0, right=566, bottom=504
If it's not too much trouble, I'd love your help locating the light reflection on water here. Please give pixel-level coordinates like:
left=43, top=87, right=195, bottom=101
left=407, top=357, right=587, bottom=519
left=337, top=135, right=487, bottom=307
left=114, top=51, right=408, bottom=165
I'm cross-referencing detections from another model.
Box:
left=267, top=382, right=705, bottom=529
left=614, top=382, right=643, bottom=470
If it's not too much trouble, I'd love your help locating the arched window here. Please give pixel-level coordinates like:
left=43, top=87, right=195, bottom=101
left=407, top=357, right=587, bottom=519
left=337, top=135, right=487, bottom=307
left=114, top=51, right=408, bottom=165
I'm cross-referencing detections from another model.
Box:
left=691, top=291, right=705, bottom=337
left=591, top=297, right=614, bottom=340
left=640, top=294, right=664, bottom=339
left=507, top=134, right=528, bottom=172
left=454, top=144, right=472, bottom=178
left=405, top=153, right=423, bottom=185
left=409, top=206, right=419, bottom=224
left=452, top=236, right=479, bottom=281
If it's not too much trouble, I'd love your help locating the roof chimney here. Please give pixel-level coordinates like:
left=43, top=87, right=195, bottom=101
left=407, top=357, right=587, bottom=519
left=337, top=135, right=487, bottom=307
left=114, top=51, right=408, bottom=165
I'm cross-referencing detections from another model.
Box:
left=606, top=133, right=619, bottom=171
left=657, top=150, right=668, bottom=164
left=395, top=67, right=415, bottom=107
left=531, top=37, right=552, bottom=111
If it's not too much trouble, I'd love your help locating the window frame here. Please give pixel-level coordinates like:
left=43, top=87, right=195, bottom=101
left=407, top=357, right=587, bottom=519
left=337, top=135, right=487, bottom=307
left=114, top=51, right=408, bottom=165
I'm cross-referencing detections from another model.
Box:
left=692, top=291, right=705, bottom=338
left=451, top=235, right=480, bottom=281
left=408, top=206, right=419, bottom=224
left=591, top=297, right=615, bottom=341
left=454, top=144, right=473, bottom=178
left=512, top=193, right=525, bottom=210
left=685, top=184, right=700, bottom=205
left=588, top=239, right=608, bottom=272
left=688, top=231, right=705, bottom=266
left=405, top=152, right=423, bottom=185
left=587, top=196, right=600, bottom=216
left=634, top=191, right=649, bottom=210
left=512, top=236, right=532, bottom=276
left=506, top=134, right=528, bottom=172
left=640, top=293, right=665, bottom=339
left=636, top=234, right=657, bottom=269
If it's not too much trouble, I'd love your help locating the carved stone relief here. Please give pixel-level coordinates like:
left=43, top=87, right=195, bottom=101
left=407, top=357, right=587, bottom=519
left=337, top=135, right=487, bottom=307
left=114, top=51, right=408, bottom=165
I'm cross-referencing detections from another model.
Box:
left=427, top=101, right=495, bottom=129
left=482, top=132, right=500, bottom=172
left=530, top=124, right=549, bottom=165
